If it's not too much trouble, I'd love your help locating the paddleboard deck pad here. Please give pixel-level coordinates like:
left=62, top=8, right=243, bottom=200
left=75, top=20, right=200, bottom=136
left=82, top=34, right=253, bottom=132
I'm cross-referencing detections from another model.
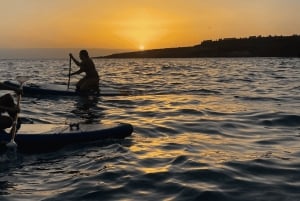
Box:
left=3, top=81, right=129, bottom=96
left=0, top=122, right=133, bottom=152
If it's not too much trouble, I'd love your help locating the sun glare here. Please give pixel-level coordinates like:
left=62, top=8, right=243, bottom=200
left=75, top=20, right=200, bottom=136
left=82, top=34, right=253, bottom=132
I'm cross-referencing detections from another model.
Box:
left=109, top=9, right=175, bottom=50
left=139, top=45, right=145, bottom=51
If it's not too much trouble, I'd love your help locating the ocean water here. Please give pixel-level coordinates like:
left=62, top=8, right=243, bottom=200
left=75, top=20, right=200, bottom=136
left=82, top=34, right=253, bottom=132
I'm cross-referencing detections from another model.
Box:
left=0, top=58, right=300, bottom=201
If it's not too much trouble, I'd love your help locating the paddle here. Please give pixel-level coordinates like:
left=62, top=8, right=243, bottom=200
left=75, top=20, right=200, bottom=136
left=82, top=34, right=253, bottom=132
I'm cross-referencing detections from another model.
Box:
left=6, top=76, right=29, bottom=149
left=67, top=55, right=72, bottom=89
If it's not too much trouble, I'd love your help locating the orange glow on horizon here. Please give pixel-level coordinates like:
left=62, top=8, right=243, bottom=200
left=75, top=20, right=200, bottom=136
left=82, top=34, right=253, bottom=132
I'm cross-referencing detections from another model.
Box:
left=0, top=1, right=300, bottom=49
left=105, top=8, right=185, bottom=50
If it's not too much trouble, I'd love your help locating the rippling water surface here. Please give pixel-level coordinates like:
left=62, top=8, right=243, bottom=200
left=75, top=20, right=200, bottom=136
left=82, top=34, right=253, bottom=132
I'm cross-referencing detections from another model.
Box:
left=0, top=58, right=300, bottom=201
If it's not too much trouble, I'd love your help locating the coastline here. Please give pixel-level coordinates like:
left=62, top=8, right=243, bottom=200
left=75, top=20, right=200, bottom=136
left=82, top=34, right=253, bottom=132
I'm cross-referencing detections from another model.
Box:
left=99, top=35, right=300, bottom=58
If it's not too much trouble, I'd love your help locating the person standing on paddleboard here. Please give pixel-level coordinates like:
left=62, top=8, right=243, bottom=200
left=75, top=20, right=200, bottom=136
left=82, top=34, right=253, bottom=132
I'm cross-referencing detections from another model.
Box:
left=0, top=83, right=21, bottom=130
left=69, top=50, right=100, bottom=93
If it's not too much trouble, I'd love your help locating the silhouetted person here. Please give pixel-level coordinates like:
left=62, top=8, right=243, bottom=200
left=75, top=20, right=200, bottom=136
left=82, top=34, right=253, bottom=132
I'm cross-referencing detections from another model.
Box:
left=69, top=50, right=99, bottom=93
left=0, top=83, right=21, bottom=130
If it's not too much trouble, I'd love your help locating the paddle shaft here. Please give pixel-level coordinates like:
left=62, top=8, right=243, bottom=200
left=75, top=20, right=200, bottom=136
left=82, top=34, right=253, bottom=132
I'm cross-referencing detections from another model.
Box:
left=67, top=56, right=71, bottom=89
left=10, top=84, right=24, bottom=142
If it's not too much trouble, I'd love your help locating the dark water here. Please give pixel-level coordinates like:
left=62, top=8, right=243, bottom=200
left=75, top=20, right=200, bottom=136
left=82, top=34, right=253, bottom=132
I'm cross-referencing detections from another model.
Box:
left=0, top=58, right=300, bottom=201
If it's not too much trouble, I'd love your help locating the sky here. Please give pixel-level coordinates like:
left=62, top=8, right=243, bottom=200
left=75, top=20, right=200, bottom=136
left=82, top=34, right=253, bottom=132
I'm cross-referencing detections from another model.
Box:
left=1, top=0, right=300, bottom=51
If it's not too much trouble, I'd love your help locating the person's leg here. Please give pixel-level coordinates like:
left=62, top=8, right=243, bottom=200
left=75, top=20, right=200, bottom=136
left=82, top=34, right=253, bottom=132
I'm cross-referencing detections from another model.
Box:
left=76, top=78, right=86, bottom=91
left=80, top=79, right=99, bottom=92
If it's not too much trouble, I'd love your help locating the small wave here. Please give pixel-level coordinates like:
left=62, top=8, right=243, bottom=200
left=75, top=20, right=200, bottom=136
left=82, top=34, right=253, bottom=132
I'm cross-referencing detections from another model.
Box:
left=187, top=89, right=222, bottom=95
left=235, top=96, right=282, bottom=101
left=261, top=114, right=300, bottom=127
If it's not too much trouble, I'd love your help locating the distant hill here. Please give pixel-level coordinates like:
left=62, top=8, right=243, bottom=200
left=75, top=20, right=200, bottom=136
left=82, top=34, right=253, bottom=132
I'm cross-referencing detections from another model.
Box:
left=98, top=35, right=300, bottom=58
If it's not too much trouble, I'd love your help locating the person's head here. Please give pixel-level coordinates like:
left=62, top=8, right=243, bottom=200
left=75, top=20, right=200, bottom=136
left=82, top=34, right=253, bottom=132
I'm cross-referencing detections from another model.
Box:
left=79, top=50, right=89, bottom=60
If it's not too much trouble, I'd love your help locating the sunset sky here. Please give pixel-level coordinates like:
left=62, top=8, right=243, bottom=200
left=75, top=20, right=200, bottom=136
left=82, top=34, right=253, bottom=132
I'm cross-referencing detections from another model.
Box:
left=1, top=0, right=300, bottom=50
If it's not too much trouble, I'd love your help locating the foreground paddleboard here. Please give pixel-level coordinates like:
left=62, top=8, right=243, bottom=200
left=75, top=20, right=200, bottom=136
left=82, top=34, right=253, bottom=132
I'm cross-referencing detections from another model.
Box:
left=0, top=123, right=133, bottom=152
left=4, top=81, right=129, bottom=96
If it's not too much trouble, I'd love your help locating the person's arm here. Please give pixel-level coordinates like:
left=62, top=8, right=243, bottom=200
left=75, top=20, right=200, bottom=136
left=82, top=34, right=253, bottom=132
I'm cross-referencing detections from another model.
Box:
left=69, top=54, right=81, bottom=66
left=70, top=68, right=84, bottom=76
left=69, top=54, right=85, bottom=76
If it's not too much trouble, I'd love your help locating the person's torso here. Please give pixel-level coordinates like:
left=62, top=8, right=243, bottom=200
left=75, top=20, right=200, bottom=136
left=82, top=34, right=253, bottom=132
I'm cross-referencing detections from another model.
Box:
left=81, top=59, right=99, bottom=79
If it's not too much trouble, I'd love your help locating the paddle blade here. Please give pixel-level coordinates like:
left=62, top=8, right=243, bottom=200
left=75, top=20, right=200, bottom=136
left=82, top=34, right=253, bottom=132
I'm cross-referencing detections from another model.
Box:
left=6, top=139, right=18, bottom=149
